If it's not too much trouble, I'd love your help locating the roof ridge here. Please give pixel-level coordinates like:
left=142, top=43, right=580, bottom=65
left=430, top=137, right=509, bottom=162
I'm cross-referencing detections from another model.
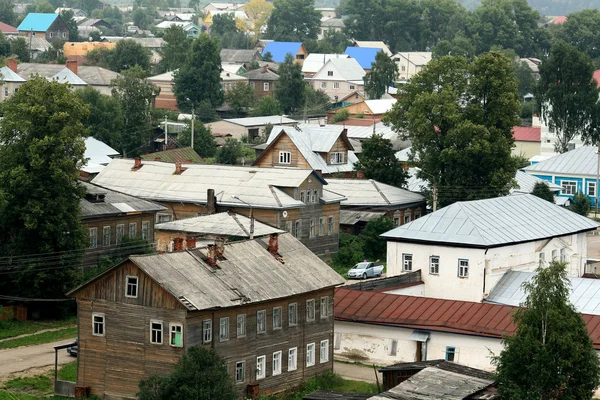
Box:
left=369, top=179, right=391, bottom=205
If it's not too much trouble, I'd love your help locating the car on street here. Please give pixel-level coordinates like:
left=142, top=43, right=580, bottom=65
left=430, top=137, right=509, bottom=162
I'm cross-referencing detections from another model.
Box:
left=347, top=261, right=384, bottom=279
left=66, top=340, right=78, bottom=357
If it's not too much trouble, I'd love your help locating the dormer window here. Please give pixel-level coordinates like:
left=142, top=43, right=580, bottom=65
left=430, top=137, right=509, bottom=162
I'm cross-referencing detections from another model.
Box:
left=125, top=276, right=138, bottom=298
left=279, top=151, right=291, bottom=164
left=330, top=152, right=345, bottom=164
left=327, top=71, right=333, bottom=76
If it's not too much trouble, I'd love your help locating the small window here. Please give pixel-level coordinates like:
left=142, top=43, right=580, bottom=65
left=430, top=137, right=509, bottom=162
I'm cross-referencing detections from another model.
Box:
left=313, top=189, right=319, bottom=203
left=92, top=313, right=105, bottom=336
left=394, top=217, right=400, bottom=226
left=263, top=82, right=269, bottom=91
left=404, top=214, right=411, bottom=224
left=320, top=296, right=329, bottom=319
left=285, top=220, right=293, bottom=233
left=288, top=303, right=297, bottom=326
left=309, top=218, right=316, bottom=238
left=589, top=181, right=597, bottom=197
left=321, top=81, right=327, bottom=89
left=560, top=248, right=567, bottom=263
left=306, top=299, right=315, bottom=321
left=328, top=216, right=334, bottom=235
left=89, top=227, right=98, bottom=249
left=257, top=310, right=266, bottom=333
left=125, top=276, right=138, bottom=298
left=539, top=252, right=545, bottom=267
left=430, top=256, right=440, bottom=275
left=294, top=220, right=302, bottom=238
left=273, top=351, right=282, bottom=375
left=170, top=324, right=183, bottom=347
left=256, top=356, right=266, bottom=379
left=446, top=346, right=456, bottom=362
left=552, top=249, right=558, bottom=260
left=219, top=317, right=229, bottom=341
left=202, top=319, right=212, bottom=343
left=157, top=214, right=172, bottom=223
left=319, top=217, right=325, bottom=236
left=458, top=259, right=469, bottom=278
left=561, top=180, right=577, bottom=195
left=306, top=343, right=315, bottom=366
left=349, top=84, right=355, bottom=90
left=333, top=82, right=340, bottom=89
left=300, top=190, right=306, bottom=202
left=402, top=254, right=413, bottom=271
left=279, top=151, right=291, bottom=164
left=103, top=226, right=111, bottom=247
left=141, top=221, right=150, bottom=241
left=235, top=361, right=245, bottom=383
left=128, top=222, right=137, bottom=238
left=388, top=339, right=398, bottom=356
left=273, top=307, right=282, bottom=330
left=62, top=32, right=66, bottom=38
left=327, top=71, right=333, bottom=76
left=237, top=314, right=246, bottom=337
left=288, top=347, right=297, bottom=371
left=329, top=152, right=345, bottom=164
left=49, top=32, right=53, bottom=38
left=3, top=87, right=7, bottom=97
left=320, top=340, right=329, bottom=363
left=150, top=321, right=163, bottom=344
left=402, top=65, right=406, bottom=71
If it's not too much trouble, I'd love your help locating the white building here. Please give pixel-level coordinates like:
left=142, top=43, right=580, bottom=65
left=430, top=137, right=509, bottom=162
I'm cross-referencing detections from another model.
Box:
left=392, top=52, right=432, bottom=81
left=309, top=57, right=365, bottom=102
left=381, top=194, right=599, bottom=302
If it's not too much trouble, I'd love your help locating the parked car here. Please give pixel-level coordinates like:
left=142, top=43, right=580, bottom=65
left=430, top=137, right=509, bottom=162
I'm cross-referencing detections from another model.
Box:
left=66, top=340, right=78, bottom=357
left=347, top=261, right=384, bottom=279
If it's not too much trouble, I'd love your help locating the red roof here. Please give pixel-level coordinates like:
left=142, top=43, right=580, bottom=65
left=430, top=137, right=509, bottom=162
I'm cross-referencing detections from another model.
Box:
left=334, top=118, right=382, bottom=126
left=0, top=21, right=17, bottom=33
left=593, top=70, right=600, bottom=89
left=553, top=16, right=567, bottom=24
left=512, top=126, right=541, bottom=142
left=334, top=288, right=600, bottom=348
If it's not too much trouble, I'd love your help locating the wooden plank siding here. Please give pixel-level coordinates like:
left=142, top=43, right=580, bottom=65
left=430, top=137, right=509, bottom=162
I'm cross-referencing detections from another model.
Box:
left=253, top=133, right=312, bottom=169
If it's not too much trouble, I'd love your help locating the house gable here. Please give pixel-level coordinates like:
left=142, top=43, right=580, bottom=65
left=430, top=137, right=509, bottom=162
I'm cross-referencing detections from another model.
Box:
left=253, top=130, right=311, bottom=169
left=321, top=134, right=351, bottom=165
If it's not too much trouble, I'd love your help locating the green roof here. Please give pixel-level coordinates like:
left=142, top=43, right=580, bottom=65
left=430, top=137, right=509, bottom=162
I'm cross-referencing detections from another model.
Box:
left=141, top=147, right=203, bottom=163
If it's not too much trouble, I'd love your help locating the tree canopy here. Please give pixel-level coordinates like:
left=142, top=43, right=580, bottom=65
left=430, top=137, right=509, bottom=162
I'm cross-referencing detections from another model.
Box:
left=251, top=96, right=282, bottom=116
left=364, top=51, right=398, bottom=99
left=266, top=0, right=322, bottom=42
left=570, top=192, right=591, bottom=216
left=274, top=54, right=306, bottom=114
left=242, top=0, right=273, bottom=43
left=176, top=122, right=217, bottom=158
left=77, top=86, right=124, bottom=150
left=225, top=82, right=255, bottom=117
left=354, top=135, right=408, bottom=188
left=157, top=25, right=191, bottom=74
left=106, top=39, right=152, bottom=74
left=531, top=182, right=555, bottom=203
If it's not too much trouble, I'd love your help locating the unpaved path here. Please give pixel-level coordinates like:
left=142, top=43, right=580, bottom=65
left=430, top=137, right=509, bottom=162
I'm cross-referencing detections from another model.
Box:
left=0, top=338, right=76, bottom=380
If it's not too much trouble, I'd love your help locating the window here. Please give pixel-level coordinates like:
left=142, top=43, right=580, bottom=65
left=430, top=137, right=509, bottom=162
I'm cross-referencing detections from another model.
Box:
left=328, top=216, right=334, bottom=235
left=141, top=221, right=150, bottom=241
left=401, top=65, right=406, bottom=71
left=552, top=249, right=558, bottom=260
left=388, top=339, right=398, bottom=356
left=310, top=218, right=316, bottom=238
left=589, top=181, right=597, bottom=197
left=273, top=307, right=282, bottom=330
left=402, top=254, right=413, bottom=271
left=560, top=248, right=567, bottom=263
left=330, top=152, right=345, bottom=164
left=321, top=82, right=327, bottom=89
left=202, top=319, right=212, bottom=343
left=445, top=346, right=456, bottom=362
left=288, top=347, right=298, bottom=371
left=237, top=314, right=246, bottom=337
left=263, top=82, right=270, bottom=91
left=103, top=226, right=111, bottom=247
left=285, top=220, right=293, bottom=233
left=294, top=220, right=302, bottom=238
left=256, top=356, right=266, bottom=379
left=278, top=151, right=291, bottom=164
left=320, top=296, right=329, bottom=318
left=310, top=189, right=317, bottom=204
left=300, top=190, right=306, bottom=203
left=89, top=228, right=98, bottom=249
left=273, top=351, right=282, bottom=375
left=394, top=217, right=400, bottom=226
left=49, top=32, right=53, bottom=38
left=404, top=214, right=411, bottom=224
left=539, top=252, right=545, bottom=267
left=306, top=299, right=315, bottom=321
left=320, top=340, right=329, bottom=363
left=157, top=214, right=172, bottom=223
left=288, top=303, right=297, bottom=326
left=257, top=310, right=266, bottom=333
left=349, top=84, right=355, bottom=90
left=62, top=32, right=66, bottom=38
left=430, top=256, right=440, bottom=275
left=150, top=321, right=162, bottom=344
left=219, top=317, right=229, bottom=341
left=170, top=324, right=183, bottom=347
left=92, top=313, right=105, bottom=336
left=235, top=361, right=245, bottom=383
left=327, top=71, right=333, bottom=76
left=333, top=82, right=340, bottom=89
left=128, top=222, right=137, bottom=238
left=4, top=87, right=7, bottom=97
left=561, top=180, right=577, bottom=195
left=125, top=276, right=138, bottom=298
left=306, top=343, right=315, bottom=366
left=458, top=259, right=469, bottom=278
left=319, top=217, right=325, bottom=236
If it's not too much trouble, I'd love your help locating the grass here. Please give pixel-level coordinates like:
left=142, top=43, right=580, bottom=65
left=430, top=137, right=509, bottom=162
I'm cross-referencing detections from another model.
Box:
left=259, top=372, right=378, bottom=399
left=57, top=362, right=77, bottom=382
left=0, top=327, right=77, bottom=350
left=0, top=362, right=78, bottom=400
left=4, top=376, right=52, bottom=393
left=0, top=318, right=76, bottom=341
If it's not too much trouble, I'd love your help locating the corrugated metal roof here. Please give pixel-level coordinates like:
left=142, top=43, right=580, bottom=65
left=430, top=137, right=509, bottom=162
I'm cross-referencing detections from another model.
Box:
left=395, top=147, right=412, bottom=162
left=314, top=58, right=365, bottom=81
left=155, top=212, right=284, bottom=237
left=141, top=147, right=202, bottom=163
left=343, top=123, right=397, bottom=140
left=242, top=67, right=279, bottom=80
left=80, top=181, right=165, bottom=218
left=325, top=179, right=425, bottom=207
left=524, top=146, right=597, bottom=177
left=17, top=63, right=119, bottom=86
left=381, top=194, right=599, bottom=247
left=352, top=41, right=392, bottom=56
left=0, top=66, right=25, bottom=82
left=364, top=99, right=396, bottom=114
left=17, top=13, right=58, bottom=32
left=513, top=126, right=541, bottom=142
left=220, top=48, right=260, bottom=63
left=129, top=233, right=345, bottom=310
left=82, top=137, right=119, bottom=173
left=339, top=210, right=386, bottom=225
left=261, top=41, right=303, bottom=63
left=302, top=53, right=349, bottom=74
left=510, top=171, right=561, bottom=194
left=224, top=116, right=297, bottom=127
left=51, top=67, right=87, bottom=85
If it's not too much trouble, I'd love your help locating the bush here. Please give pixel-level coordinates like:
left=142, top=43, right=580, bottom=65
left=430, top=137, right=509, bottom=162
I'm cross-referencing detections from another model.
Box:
left=570, top=192, right=591, bottom=216
left=332, top=233, right=366, bottom=273
left=332, top=108, right=350, bottom=123
left=216, top=139, right=244, bottom=165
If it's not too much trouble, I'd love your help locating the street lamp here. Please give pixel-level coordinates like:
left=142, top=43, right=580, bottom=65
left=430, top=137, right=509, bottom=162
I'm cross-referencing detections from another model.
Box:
left=231, top=195, right=254, bottom=239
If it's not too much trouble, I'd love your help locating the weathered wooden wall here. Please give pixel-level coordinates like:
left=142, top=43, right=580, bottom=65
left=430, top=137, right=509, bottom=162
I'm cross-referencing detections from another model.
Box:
left=253, top=133, right=312, bottom=169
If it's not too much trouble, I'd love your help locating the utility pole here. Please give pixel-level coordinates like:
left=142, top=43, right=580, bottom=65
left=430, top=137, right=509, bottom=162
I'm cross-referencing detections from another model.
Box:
left=190, top=103, right=195, bottom=150
left=163, top=115, right=168, bottom=151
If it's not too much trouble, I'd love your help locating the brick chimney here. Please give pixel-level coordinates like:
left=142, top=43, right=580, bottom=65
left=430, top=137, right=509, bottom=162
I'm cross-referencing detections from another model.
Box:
left=131, top=157, right=143, bottom=170
left=174, top=161, right=187, bottom=175
left=263, top=64, right=268, bottom=73
left=207, top=188, right=216, bottom=214
left=357, top=170, right=365, bottom=179
left=6, top=58, right=17, bottom=73
left=215, top=237, right=225, bottom=258
left=206, top=244, right=217, bottom=266
left=66, top=60, right=78, bottom=75
left=173, top=237, right=184, bottom=251
left=154, top=157, right=161, bottom=161
left=185, top=236, right=196, bottom=249
left=267, top=233, right=279, bottom=255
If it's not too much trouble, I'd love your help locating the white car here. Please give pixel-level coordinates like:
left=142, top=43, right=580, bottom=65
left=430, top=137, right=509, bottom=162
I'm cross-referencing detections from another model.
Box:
left=347, top=262, right=384, bottom=279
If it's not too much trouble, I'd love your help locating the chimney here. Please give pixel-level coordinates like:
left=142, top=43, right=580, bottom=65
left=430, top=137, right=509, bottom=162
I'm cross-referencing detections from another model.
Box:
left=357, top=170, right=365, bottom=179
left=66, top=59, right=78, bottom=75
left=215, top=237, right=225, bottom=258
left=314, top=169, right=322, bottom=178
left=185, top=236, right=196, bottom=249
left=174, top=161, right=187, bottom=175
left=207, top=188, right=216, bottom=214
left=154, top=157, right=161, bottom=161
left=342, top=128, right=348, bottom=136
left=6, top=58, right=17, bottom=73
left=173, top=237, right=184, bottom=251
left=267, top=233, right=279, bottom=255
left=263, top=64, right=268, bottom=73
left=132, top=157, right=143, bottom=170
left=206, top=244, right=217, bottom=266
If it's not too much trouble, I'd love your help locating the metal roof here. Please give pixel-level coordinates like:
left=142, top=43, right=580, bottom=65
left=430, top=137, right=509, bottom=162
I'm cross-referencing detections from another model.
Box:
left=92, top=159, right=328, bottom=209
left=325, top=179, right=425, bottom=207
left=80, top=181, right=165, bottom=219
left=339, top=210, right=386, bottom=225
left=524, top=146, right=597, bottom=177
left=16, top=63, right=119, bottom=86
left=220, top=48, right=261, bottom=63
left=51, top=67, right=87, bottom=85
left=395, top=147, right=412, bottom=162
left=261, top=41, right=303, bottom=63
left=302, top=53, right=349, bottom=74
left=486, top=270, right=600, bottom=316
left=0, top=66, right=25, bottom=82
left=364, top=99, right=396, bottom=114
left=510, top=170, right=561, bottom=194
left=127, top=233, right=344, bottom=310
left=242, top=68, right=279, bottom=81
left=17, top=13, right=59, bottom=31
left=312, top=57, right=366, bottom=81
left=224, top=115, right=297, bottom=127
left=155, top=212, right=283, bottom=237
left=343, top=123, right=398, bottom=140
left=352, top=41, right=392, bottom=56
left=381, top=194, right=599, bottom=248
left=141, top=147, right=202, bottom=163
left=82, top=137, right=119, bottom=174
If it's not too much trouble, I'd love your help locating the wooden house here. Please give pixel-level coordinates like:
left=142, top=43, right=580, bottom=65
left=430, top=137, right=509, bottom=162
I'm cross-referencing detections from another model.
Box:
left=243, top=65, right=279, bottom=99
left=68, top=233, right=344, bottom=399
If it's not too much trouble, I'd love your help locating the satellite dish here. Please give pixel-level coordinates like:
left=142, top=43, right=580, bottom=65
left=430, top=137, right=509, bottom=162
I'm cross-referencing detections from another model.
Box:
left=282, top=211, right=288, bottom=218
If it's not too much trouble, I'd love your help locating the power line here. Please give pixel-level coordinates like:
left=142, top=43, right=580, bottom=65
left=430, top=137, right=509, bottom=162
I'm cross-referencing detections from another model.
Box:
left=0, top=295, right=74, bottom=302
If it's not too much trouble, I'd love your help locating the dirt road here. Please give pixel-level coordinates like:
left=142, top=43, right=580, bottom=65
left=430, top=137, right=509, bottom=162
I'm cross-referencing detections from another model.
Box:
left=0, top=338, right=76, bottom=379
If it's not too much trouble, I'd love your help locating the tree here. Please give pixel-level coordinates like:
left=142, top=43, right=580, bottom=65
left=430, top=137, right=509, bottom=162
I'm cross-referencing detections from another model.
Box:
left=61, top=9, right=79, bottom=42
left=11, top=37, right=30, bottom=62
left=242, top=0, right=273, bottom=43
left=34, top=0, right=54, bottom=13
left=364, top=51, right=398, bottom=99
left=157, top=25, right=190, bottom=73
left=385, top=52, right=521, bottom=207
left=332, top=233, right=365, bottom=269
left=216, top=139, right=244, bottom=164
left=132, top=7, right=155, bottom=30
left=266, top=0, right=321, bottom=42
left=196, top=100, right=219, bottom=123
left=251, top=95, right=282, bottom=116
left=332, top=108, right=349, bottom=123
left=76, top=86, right=124, bottom=150
left=138, top=346, right=236, bottom=400
left=0, top=77, right=89, bottom=311
left=531, top=181, right=555, bottom=203
left=274, top=53, right=306, bottom=114
left=493, top=261, right=600, bottom=399
left=110, top=66, right=158, bottom=156
left=303, top=87, right=331, bottom=116
left=556, top=9, right=600, bottom=63
left=177, top=122, right=217, bottom=158
left=570, top=192, right=591, bottom=216
left=354, top=135, right=408, bottom=188
left=225, top=82, right=255, bottom=116
left=80, top=0, right=99, bottom=15
left=362, top=216, right=394, bottom=260
left=0, top=0, right=16, bottom=26
left=211, top=13, right=237, bottom=37
left=106, top=39, right=152, bottom=74
left=537, top=41, right=599, bottom=153
left=513, top=59, right=535, bottom=99
left=173, top=34, right=223, bottom=112
left=262, top=51, right=273, bottom=62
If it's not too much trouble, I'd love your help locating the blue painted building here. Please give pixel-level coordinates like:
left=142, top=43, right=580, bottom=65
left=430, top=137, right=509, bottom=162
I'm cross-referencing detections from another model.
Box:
left=524, top=146, right=599, bottom=205
left=17, top=13, right=69, bottom=42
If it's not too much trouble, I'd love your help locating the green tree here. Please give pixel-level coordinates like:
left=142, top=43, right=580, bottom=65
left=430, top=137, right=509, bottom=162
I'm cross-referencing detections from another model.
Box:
left=332, top=108, right=349, bottom=123
left=513, top=59, right=535, bottom=99
left=138, top=346, right=236, bottom=400
left=556, top=9, right=600, bottom=63
left=531, top=181, right=555, bottom=203
left=11, top=37, right=30, bottom=62
left=266, top=0, right=321, bottom=42
left=216, top=139, right=244, bottom=164
left=106, top=39, right=152, bottom=74
left=251, top=95, right=282, bottom=116
left=80, top=0, right=99, bottom=15
left=34, top=0, right=54, bottom=13
left=0, top=31, right=11, bottom=57
left=157, top=25, right=191, bottom=73
left=0, top=77, right=89, bottom=309
left=76, top=86, right=124, bottom=150
left=362, top=216, right=394, bottom=260
left=385, top=52, right=521, bottom=207
left=0, top=0, right=16, bottom=26
left=570, top=192, right=591, bottom=216
left=225, top=82, right=255, bottom=117
left=262, top=51, right=273, bottom=62
left=274, top=53, right=306, bottom=114
left=177, top=122, right=217, bottom=158
left=493, top=261, right=600, bottom=399
left=364, top=51, right=398, bottom=99
left=433, top=33, right=477, bottom=59
left=195, top=99, right=219, bottom=123
left=304, top=86, right=331, bottom=116
left=61, top=9, right=79, bottom=42
left=132, top=7, right=155, bottom=30
left=332, top=233, right=365, bottom=270
left=110, top=66, right=158, bottom=156
left=354, top=135, right=408, bottom=188
left=173, top=34, right=223, bottom=112
left=210, top=13, right=237, bottom=36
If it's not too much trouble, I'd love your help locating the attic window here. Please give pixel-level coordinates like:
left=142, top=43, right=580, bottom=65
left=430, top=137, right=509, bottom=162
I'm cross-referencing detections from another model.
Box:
left=85, top=192, right=106, bottom=203
left=279, top=151, right=291, bottom=164
left=329, top=152, right=345, bottom=164
left=327, top=71, right=333, bottom=76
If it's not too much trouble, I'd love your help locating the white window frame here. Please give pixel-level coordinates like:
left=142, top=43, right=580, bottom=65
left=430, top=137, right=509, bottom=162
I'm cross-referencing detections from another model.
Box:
left=272, top=351, right=282, bottom=375
left=150, top=320, right=163, bottom=345
left=321, top=81, right=327, bottom=89
left=327, top=71, right=333, bottom=76
left=202, top=319, right=212, bottom=343
left=263, top=82, right=270, bottom=91
left=430, top=256, right=440, bottom=275
left=279, top=151, right=291, bottom=164
left=552, top=249, right=558, bottom=260
left=320, top=296, right=329, bottom=319
left=320, top=339, right=329, bottom=363
left=237, top=314, right=246, bottom=337
left=402, top=254, right=413, bottom=271
left=235, top=361, right=245, bottom=383
left=306, top=343, right=315, bottom=367
left=328, top=216, right=334, bottom=235
left=141, top=221, right=150, bottom=240
left=89, top=227, right=97, bottom=249
left=273, top=307, right=282, bottom=330
left=561, top=180, right=577, bottom=195
left=446, top=346, right=458, bottom=362
left=309, top=218, right=316, bottom=238
left=539, top=252, right=545, bottom=267
left=319, top=217, right=325, bottom=236
left=349, top=84, right=355, bottom=90
left=294, top=220, right=302, bottom=238
left=288, top=347, right=297, bottom=371
left=560, top=248, right=567, bottom=263
left=313, top=189, right=319, bottom=203
left=256, top=355, right=266, bottom=379
left=128, top=222, right=137, bottom=238
left=333, top=82, right=340, bottom=89
left=257, top=310, right=266, bottom=333
left=458, top=259, right=469, bottom=278
left=169, top=323, right=183, bottom=347
left=157, top=214, right=172, bottom=223
left=92, top=313, right=105, bottom=337
left=103, top=226, right=111, bottom=247
left=300, top=190, right=306, bottom=202
left=219, top=317, right=229, bottom=342
left=589, top=181, right=597, bottom=197
left=288, top=303, right=297, bottom=326
left=306, top=299, right=315, bottom=321
left=125, top=275, right=138, bottom=298
left=329, top=152, right=345, bottom=164
left=404, top=214, right=411, bottom=224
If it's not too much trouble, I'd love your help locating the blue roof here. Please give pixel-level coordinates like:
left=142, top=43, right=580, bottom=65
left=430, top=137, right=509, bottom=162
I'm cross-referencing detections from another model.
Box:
left=344, top=47, right=381, bottom=69
left=17, top=13, right=59, bottom=32
left=261, top=42, right=303, bottom=63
